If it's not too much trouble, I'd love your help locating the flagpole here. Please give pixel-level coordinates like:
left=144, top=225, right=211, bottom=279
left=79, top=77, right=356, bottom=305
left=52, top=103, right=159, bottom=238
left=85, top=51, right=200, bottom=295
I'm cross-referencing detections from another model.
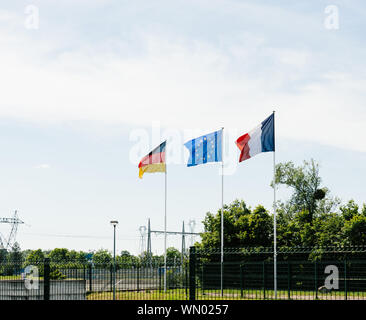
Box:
left=164, top=163, right=167, bottom=292
left=221, top=127, right=224, bottom=297
left=273, top=110, right=277, bottom=299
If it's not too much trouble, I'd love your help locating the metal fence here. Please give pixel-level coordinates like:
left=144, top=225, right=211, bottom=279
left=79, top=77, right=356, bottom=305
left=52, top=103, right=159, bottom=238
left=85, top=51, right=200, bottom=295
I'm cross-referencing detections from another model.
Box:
left=0, top=258, right=189, bottom=300
left=1, top=247, right=366, bottom=300
left=86, top=264, right=189, bottom=300
left=189, top=246, right=366, bottom=300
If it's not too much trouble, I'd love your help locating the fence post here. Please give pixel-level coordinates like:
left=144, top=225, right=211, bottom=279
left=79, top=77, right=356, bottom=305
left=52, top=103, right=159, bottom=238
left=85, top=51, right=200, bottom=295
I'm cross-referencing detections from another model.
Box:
left=44, top=258, right=50, bottom=301
left=189, top=246, right=196, bottom=301
left=137, top=267, right=140, bottom=292
left=185, top=263, right=188, bottom=297
left=159, top=266, right=162, bottom=292
left=287, top=261, right=291, bottom=300
left=263, top=261, right=266, bottom=300
left=201, top=263, right=205, bottom=295
left=314, top=261, right=318, bottom=300
left=110, top=264, right=113, bottom=292
left=81, top=263, right=85, bottom=296
left=88, top=262, right=92, bottom=292
left=240, top=264, right=243, bottom=298
left=344, top=259, right=347, bottom=301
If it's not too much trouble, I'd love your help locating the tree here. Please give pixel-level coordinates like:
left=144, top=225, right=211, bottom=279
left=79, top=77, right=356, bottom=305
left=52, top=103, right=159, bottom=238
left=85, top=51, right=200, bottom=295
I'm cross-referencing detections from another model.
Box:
left=362, top=204, right=366, bottom=216
left=92, top=249, right=112, bottom=267
left=340, top=200, right=359, bottom=221
left=23, top=249, right=45, bottom=275
left=343, top=215, right=366, bottom=245
left=166, top=247, right=181, bottom=264
left=24, top=249, right=45, bottom=265
left=0, top=248, right=8, bottom=264
left=274, top=159, right=339, bottom=223
left=139, top=252, right=162, bottom=266
left=67, top=250, right=87, bottom=263
left=116, top=250, right=140, bottom=267
left=8, top=242, right=22, bottom=261
left=199, top=199, right=272, bottom=249
left=49, top=248, right=69, bottom=262
left=238, top=205, right=273, bottom=246
left=120, top=250, right=131, bottom=257
left=4, top=242, right=23, bottom=275
left=314, top=212, right=345, bottom=247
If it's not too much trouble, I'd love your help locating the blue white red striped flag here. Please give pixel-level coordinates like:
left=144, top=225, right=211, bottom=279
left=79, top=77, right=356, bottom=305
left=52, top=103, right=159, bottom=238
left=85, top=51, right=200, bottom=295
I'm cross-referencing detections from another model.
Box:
left=236, top=113, right=275, bottom=162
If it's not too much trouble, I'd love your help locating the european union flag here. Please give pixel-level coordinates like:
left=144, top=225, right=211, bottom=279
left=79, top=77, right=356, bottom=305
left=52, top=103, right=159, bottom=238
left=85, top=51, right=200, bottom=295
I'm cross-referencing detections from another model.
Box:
left=184, top=129, right=223, bottom=167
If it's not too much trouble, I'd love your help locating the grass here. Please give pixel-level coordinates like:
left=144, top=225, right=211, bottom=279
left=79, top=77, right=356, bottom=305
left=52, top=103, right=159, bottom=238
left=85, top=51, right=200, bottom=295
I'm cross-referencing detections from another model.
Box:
left=87, top=288, right=189, bottom=300
left=0, top=276, right=84, bottom=281
left=0, top=275, right=23, bottom=280
left=86, top=288, right=366, bottom=300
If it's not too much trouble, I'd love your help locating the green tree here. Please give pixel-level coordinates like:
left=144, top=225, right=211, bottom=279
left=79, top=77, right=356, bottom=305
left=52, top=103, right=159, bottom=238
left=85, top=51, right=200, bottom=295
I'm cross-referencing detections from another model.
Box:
left=120, top=250, right=131, bottom=257
left=67, top=250, right=87, bottom=262
left=0, top=248, right=8, bottom=263
left=343, top=215, right=366, bottom=245
left=23, top=249, right=45, bottom=275
left=92, top=249, right=112, bottom=267
left=277, top=208, right=316, bottom=247
left=2, top=243, right=23, bottom=275
left=116, top=251, right=140, bottom=267
left=314, top=212, right=345, bottom=247
left=200, top=199, right=272, bottom=249
left=49, top=248, right=69, bottom=263
left=25, top=249, right=45, bottom=265
left=362, top=204, right=366, bottom=216
left=139, top=252, right=162, bottom=266
left=238, top=205, right=273, bottom=246
left=8, top=242, right=22, bottom=261
left=274, top=159, right=339, bottom=223
left=166, top=247, right=181, bottom=264
left=340, top=200, right=359, bottom=221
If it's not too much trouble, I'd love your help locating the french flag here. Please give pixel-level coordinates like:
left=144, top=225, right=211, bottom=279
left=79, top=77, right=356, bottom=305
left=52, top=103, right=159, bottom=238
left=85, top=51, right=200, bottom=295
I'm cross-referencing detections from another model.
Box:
left=236, top=113, right=275, bottom=162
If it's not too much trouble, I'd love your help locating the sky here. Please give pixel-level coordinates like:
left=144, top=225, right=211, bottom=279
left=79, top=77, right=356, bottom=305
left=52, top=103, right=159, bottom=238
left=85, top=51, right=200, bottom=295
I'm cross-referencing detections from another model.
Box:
left=0, top=0, right=365, bottom=256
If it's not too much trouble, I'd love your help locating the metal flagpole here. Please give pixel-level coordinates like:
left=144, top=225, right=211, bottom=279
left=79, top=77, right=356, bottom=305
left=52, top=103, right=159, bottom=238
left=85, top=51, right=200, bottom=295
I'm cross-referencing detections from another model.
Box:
left=273, top=111, right=277, bottom=299
left=221, top=127, right=224, bottom=296
left=164, top=162, right=167, bottom=292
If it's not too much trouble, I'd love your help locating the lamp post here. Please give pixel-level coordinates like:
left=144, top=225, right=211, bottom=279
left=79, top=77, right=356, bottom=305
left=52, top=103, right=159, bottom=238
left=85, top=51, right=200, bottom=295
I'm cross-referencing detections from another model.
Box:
left=110, top=220, right=118, bottom=300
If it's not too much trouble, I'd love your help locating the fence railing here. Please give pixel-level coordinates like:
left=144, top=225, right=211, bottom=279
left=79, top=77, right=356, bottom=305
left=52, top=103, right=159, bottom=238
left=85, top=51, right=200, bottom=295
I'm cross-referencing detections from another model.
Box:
left=1, top=246, right=366, bottom=300
left=189, top=246, right=366, bottom=300
left=0, top=258, right=189, bottom=300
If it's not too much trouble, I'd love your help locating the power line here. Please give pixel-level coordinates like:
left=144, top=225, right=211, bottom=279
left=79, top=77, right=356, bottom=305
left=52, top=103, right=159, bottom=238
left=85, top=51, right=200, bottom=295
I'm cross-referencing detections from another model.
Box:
left=21, top=232, right=140, bottom=241
left=0, top=210, right=24, bottom=250
left=146, top=218, right=201, bottom=265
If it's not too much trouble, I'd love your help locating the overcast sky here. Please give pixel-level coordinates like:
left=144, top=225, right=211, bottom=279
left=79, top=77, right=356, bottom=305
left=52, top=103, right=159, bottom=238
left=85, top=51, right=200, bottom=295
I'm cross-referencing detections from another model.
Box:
left=0, top=0, right=365, bottom=256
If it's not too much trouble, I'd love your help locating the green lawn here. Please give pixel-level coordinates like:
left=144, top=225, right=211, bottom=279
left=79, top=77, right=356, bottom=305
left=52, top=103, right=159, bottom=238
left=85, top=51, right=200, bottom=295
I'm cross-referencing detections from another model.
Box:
left=86, top=288, right=366, bottom=300
left=0, top=275, right=23, bottom=280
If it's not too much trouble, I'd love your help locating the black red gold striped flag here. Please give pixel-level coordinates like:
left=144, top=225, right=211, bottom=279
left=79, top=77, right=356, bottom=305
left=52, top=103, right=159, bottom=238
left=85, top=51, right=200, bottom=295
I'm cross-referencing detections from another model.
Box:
left=138, top=141, right=166, bottom=179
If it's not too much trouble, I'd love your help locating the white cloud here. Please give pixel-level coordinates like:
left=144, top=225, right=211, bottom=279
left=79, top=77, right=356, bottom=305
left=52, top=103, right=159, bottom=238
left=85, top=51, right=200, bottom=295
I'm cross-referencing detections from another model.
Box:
left=34, top=164, right=51, bottom=169
left=0, top=5, right=365, bottom=154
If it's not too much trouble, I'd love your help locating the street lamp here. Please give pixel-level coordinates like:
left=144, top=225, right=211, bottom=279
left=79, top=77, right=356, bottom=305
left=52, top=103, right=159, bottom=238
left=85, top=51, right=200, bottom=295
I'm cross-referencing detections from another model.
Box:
left=110, top=220, right=118, bottom=300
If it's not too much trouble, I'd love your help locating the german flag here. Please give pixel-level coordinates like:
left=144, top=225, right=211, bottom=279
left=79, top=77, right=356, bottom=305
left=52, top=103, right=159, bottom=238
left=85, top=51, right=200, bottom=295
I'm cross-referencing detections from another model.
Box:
left=138, top=141, right=166, bottom=179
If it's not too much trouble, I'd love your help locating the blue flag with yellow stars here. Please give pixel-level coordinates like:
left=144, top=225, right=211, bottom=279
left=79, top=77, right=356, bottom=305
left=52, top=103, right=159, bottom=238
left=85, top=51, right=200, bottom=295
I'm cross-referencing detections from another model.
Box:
left=184, top=129, right=223, bottom=167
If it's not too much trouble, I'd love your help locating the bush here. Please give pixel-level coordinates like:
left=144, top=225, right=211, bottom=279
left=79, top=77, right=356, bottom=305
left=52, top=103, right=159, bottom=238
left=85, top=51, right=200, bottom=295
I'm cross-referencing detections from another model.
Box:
left=166, top=268, right=184, bottom=289
left=50, top=269, right=66, bottom=280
